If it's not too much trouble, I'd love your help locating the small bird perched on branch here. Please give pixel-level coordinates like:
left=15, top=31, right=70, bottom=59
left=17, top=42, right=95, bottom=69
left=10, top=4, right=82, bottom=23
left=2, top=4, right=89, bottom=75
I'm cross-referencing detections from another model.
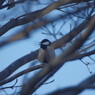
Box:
left=38, top=39, right=55, bottom=66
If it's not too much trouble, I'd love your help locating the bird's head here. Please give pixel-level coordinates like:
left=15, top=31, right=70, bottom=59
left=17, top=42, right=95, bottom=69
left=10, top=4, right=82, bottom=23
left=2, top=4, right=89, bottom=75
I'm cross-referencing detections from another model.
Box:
left=39, top=39, right=51, bottom=50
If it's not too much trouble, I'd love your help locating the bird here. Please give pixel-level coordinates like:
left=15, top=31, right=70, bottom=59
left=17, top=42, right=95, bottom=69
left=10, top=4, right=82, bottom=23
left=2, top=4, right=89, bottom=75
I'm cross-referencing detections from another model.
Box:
left=38, top=39, right=55, bottom=66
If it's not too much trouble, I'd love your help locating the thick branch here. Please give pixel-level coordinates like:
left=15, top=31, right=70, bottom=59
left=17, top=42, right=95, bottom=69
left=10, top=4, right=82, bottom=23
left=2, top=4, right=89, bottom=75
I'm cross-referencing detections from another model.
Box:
left=0, top=14, right=92, bottom=48
left=48, top=83, right=95, bottom=95
left=0, top=50, right=38, bottom=81
left=0, top=0, right=93, bottom=36
left=20, top=14, right=95, bottom=95
left=0, top=64, right=42, bottom=86
left=51, top=17, right=90, bottom=49
left=0, top=14, right=93, bottom=82
left=0, top=1, right=93, bottom=48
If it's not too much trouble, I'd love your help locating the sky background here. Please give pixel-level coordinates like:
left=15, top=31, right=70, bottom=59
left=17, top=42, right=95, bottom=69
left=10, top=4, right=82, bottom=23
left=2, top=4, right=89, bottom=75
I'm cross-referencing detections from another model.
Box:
left=0, top=0, right=95, bottom=95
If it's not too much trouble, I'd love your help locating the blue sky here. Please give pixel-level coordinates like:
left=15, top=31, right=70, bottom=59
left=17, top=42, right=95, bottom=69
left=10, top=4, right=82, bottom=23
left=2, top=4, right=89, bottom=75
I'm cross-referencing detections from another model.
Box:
left=0, top=1, right=95, bottom=95
left=0, top=31, right=95, bottom=95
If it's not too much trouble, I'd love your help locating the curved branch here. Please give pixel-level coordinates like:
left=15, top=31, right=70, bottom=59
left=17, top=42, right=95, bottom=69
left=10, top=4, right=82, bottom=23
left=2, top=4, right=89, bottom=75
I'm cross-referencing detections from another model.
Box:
left=0, top=14, right=91, bottom=48
left=0, top=64, right=42, bottom=86
left=51, top=15, right=94, bottom=49
left=67, top=49, right=95, bottom=61
left=27, top=49, right=95, bottom=94
left=51, top=21, right=87, bottom=49
left=0, top=0, right=92, bottom=36
left=48, top=85, right=95, bottom=95
left=0, top=50, right=38, bottom=81
left=0, top=2, right=93, bottom=48
left=0, top=14, right=93, bottom=82
left=20, top=14, right=95, bottom=95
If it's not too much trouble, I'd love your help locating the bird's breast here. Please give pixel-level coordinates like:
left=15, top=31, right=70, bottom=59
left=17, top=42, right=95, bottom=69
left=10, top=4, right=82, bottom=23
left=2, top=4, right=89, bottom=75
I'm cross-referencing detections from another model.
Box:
left=38, top=47, right=55, bottom=63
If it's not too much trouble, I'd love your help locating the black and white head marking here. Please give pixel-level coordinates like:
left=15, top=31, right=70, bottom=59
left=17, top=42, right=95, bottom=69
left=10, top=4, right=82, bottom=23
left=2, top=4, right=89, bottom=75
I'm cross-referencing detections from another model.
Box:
left=40, top=39, right=51, bottom=50
left=38, top=39, right=55, bottom=64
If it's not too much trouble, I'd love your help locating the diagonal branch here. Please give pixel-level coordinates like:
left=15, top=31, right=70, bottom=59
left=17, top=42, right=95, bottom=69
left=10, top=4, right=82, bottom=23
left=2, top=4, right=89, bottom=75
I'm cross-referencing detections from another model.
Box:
left=0, top=15, right=90, bottom=81
left=51, top=16, right=90, bottom=49
left=20, top=13, right=95, bottom=95
left=0, top=64, right=42, bottom=86
left=0, top=0, right=93, bottom=36
left=0, top=15, right=92, bottom=81
left=0, top=50, right=38, bottom=81
left=0, top=14, right=92, bottom=48
left=48, top=82, right=95, bottom=95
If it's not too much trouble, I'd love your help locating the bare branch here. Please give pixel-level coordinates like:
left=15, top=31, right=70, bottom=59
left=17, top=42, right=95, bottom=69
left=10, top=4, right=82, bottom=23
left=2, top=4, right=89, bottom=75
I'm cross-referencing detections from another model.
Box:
left=51, top=15, right=92, bottom=49
left=0, top=50, right=38, bottom=81
left=0, top=0, right=93, bottom=36
left=20, top=14, right=95, bottom=95
left=48, top=84, right=95, bottom=95
left=0, top=64, right=42, bottom=86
